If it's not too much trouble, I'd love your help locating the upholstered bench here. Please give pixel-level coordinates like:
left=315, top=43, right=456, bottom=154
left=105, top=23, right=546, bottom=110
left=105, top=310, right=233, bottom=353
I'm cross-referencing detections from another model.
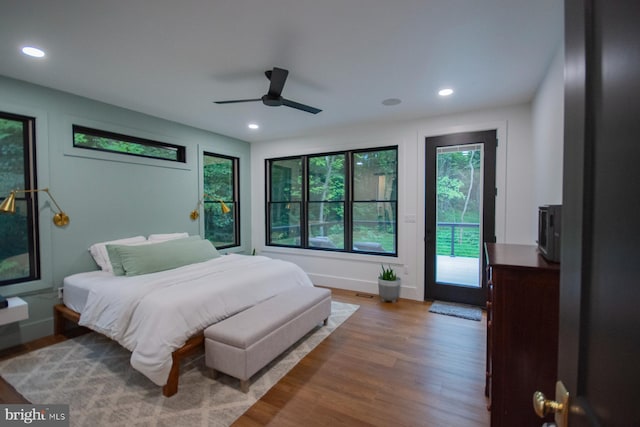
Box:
left=204, top=286, right=332, bottom=392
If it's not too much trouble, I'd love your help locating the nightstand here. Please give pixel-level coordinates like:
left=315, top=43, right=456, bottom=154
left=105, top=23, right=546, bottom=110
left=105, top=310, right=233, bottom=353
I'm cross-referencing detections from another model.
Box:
left=0, top=297, right=29, bottom=325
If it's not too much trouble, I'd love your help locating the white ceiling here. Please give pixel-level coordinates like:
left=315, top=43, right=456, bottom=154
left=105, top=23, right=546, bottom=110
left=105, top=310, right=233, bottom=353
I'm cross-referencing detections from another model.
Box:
left=0, top=0, right=563, bottom=143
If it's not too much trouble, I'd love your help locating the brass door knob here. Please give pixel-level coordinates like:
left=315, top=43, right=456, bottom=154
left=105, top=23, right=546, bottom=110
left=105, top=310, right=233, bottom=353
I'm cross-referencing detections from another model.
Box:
left=533, top=390, right=564, bottom=418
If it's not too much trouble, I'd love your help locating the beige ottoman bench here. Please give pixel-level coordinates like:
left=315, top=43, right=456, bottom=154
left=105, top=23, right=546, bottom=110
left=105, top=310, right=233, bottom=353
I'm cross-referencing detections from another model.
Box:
left=204, top=286, right=332, bottom=392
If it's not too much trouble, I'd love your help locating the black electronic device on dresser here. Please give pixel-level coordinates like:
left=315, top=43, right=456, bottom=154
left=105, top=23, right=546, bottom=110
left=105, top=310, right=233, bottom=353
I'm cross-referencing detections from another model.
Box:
left=538, top=204, right=561, bottom=263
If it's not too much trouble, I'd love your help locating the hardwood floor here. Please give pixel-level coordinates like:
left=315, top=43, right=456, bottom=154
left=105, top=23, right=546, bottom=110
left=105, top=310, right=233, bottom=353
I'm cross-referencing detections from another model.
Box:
left=0, top=288, right=489, bottom=426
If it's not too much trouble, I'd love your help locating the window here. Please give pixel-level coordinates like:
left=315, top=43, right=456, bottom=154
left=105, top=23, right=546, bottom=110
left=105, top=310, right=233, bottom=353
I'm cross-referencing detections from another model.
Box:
left=73, top=125, right=186, bottom=163
left=267, top=146, right=397, bottom=256
left=308, top=153, right=345, bottom=250
left=203, top=152, right=239, bottom=248
left=0, top=112, right=39, bottom=286
left=269, top=157, right=302, bottom=246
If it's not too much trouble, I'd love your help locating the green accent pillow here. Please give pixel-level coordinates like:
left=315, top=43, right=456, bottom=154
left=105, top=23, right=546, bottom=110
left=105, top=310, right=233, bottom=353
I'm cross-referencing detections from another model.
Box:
left=107, top=236, right=219, bottom=276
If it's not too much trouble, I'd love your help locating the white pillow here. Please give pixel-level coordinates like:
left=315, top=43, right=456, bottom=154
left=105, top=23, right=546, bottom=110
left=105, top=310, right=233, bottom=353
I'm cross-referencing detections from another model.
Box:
left=88, top=236, right=146, bottom=272
left=147, top=232, right=189, bottom=242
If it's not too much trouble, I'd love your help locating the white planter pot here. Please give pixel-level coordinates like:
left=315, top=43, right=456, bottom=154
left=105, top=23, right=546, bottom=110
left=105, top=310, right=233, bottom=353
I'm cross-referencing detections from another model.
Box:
left=378, top=278, right=401, bottom=302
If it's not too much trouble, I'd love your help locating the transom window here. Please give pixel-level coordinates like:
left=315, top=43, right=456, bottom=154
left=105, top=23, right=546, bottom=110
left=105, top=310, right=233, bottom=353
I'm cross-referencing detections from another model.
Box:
left=73, top=125, right=186, bottom=163
left=267, top=146, right=398, bottom=256
left=0, top=112, right=39, bottom=286
left=203, top=152, right=239, bottom=248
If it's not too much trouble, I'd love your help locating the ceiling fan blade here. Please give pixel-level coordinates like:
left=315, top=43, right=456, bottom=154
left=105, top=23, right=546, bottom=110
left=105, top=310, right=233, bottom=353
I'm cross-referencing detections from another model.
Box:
left=281, top=98, right=322, bottom=114
left=267, top=67, right=288, bottom=97
left=213, top=99, right=262, bottom=104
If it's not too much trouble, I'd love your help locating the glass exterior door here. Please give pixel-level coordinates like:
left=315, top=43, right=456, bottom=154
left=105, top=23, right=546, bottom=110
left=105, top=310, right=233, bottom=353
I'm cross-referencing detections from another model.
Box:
left=435, top=144, right=483, bottom=288
left=425, top=131, right=496, bottom=306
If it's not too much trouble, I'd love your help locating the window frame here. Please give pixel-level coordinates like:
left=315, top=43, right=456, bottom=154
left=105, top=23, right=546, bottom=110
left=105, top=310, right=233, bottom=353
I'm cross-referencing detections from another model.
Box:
left=202, top=151, right=240, bottom=249
left=266, top=146, right=398, bottom=256
left=266, top=155, right=304, bottom=248
left=0, top=111, right=41, bottom=287
left=73, top=125, right=186, bottom=163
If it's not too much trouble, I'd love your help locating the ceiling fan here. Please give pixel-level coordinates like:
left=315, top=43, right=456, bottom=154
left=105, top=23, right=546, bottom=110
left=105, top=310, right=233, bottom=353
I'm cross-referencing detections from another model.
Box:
left=214, top=67, right=322, bottom=114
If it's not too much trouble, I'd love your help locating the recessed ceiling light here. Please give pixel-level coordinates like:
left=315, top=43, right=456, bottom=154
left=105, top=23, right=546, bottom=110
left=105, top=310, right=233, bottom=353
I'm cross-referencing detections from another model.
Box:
left=21, top=46, right=46, bottom=58
left=382, top=98, right=402, bottom=106
left=438, top=88, right=454, bottom=97
left=248, top=123, right=259, bottom=130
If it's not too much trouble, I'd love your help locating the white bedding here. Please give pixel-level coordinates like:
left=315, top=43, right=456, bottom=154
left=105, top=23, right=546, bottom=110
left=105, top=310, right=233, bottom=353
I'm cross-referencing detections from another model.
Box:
left=64, top=254, right=313, bottom=386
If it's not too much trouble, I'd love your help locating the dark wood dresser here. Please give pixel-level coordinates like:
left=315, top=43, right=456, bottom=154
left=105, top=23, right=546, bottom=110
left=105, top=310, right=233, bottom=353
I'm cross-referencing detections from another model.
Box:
left=485, top=243, right=560, bottom=427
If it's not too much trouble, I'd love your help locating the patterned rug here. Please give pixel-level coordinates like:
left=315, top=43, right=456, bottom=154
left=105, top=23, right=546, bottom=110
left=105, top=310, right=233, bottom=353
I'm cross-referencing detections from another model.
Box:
left=0, top=301, right=358, bottom=427
left=429, top=301, right=483, bottom=321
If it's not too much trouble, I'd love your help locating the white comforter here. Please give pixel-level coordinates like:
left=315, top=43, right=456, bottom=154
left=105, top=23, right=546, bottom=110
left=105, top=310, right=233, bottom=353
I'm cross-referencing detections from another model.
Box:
left=76, top=254, right=313, bottom=386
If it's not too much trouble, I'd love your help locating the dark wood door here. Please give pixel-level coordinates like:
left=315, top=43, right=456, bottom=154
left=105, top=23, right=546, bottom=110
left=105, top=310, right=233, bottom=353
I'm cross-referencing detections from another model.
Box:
left=556, top=0, right=640, bottom=425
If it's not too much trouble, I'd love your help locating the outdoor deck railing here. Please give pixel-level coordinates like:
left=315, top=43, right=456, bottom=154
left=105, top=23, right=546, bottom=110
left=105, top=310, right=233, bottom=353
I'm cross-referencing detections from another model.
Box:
left=437, top=222, right=480, bottom=257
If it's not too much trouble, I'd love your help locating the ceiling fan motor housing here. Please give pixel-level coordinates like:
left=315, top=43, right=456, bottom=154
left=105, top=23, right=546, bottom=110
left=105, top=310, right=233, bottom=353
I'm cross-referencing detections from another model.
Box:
left=262, top=94, right=283, bottom=106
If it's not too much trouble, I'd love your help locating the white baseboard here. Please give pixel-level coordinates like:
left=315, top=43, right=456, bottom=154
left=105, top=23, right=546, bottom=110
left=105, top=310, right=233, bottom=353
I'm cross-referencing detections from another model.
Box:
left=307, top=273, right=422, bottom=301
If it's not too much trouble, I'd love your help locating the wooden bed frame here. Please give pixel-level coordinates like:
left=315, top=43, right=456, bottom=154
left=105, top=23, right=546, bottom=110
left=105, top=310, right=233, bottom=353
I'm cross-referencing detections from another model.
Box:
left=53, top=304, right=203, bottom=397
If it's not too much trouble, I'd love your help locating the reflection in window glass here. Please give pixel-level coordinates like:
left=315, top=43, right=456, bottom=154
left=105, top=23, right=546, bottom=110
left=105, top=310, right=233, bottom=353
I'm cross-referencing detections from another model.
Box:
left=352, top=148, right=398, bottom=254
left=270, top=158, right=302, bottom=202
left=269, top=202, right=301, bottom=246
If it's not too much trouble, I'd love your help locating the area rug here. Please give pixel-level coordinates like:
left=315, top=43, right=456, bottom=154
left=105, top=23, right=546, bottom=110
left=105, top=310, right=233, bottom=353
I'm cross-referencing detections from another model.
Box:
left=429, top=301, right=482, bottom=321
left=0, top=301, right=358, bottom=427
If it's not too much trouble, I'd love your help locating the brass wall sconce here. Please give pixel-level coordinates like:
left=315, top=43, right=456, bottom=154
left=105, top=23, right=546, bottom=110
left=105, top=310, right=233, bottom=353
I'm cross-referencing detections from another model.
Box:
left=0, top=188, right=70, bottom=227
left=190, top=197, right=231, bottom=220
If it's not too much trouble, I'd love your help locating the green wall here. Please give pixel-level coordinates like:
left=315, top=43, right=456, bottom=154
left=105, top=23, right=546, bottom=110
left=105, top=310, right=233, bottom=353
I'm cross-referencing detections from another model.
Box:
left=0, top=76, right=251, bottom=350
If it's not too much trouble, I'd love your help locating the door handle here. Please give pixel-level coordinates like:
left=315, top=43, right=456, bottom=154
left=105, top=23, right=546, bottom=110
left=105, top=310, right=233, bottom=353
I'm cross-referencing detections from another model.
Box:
left=533, top=381, right=569, bottom=427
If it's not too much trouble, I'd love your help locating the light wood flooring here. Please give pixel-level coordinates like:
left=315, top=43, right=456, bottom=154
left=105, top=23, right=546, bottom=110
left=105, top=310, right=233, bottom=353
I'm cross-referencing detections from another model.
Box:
left=0, top=288, right=489, bottom=426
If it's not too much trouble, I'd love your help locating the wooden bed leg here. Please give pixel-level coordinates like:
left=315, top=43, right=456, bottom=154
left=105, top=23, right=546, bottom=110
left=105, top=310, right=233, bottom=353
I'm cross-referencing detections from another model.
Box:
left=163, top=357, right=180, bottom=397
left=240, top=379, right=250, bottom=393
left=162, top=334, right=205, bottom=397
left=53, top=305, right=65, bottom=335
left=54, top=303, right=205, bottom=398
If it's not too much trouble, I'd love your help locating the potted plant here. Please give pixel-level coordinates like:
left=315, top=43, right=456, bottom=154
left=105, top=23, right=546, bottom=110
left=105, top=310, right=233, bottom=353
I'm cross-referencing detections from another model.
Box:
left=378, top=264, right=401, bottom=302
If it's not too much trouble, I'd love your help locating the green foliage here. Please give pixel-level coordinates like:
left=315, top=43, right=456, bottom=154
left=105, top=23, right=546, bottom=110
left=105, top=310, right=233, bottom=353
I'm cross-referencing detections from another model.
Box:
left=0, top=116, right=32, bottom=282
left=74, top=131, right=179, bottom=161
left=203, top=154, right=237, bottom=247
left=379, top=264, right=397, bottom=281
left=0, top=118, right=26, bottom=193
left=269, top=148, right=398, bottom=254
left=437, top=150, right=481, bottom=223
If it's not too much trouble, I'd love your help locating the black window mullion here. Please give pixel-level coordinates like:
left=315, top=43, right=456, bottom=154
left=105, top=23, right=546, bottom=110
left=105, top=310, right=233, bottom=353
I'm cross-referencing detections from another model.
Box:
left=301, top=156, right=308, bottom=248
left=345, top=151, right=353, bottom=252
left=265, top=159, right=271, bottom=245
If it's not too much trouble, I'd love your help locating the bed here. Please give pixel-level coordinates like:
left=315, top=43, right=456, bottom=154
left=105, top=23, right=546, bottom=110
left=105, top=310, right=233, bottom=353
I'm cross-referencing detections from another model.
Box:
left=53, top=236, right=314, bottom=397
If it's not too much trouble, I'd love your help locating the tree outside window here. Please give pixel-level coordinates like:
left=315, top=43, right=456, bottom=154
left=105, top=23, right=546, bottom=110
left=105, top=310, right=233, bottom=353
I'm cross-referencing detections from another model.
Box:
left=267, top=147, right=397, bottom=256
left=73, top=125, right=185, bottom=162
left=352, top=148, right=397, bottom=254
left=203, top=152, right=239, bottom=248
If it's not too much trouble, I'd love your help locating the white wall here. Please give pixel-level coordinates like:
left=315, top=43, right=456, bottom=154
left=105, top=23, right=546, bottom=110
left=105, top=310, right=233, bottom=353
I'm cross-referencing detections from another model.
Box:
left=251, top=103, right=536, bottom=301
left=532, top=44, right=565, bottom=223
